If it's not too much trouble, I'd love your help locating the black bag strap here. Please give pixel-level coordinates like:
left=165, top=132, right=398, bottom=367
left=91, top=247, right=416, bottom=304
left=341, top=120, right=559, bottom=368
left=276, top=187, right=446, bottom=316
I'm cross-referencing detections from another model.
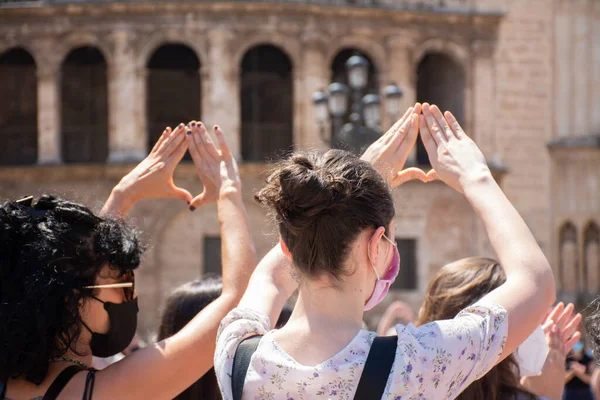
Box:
left=43, top=365, right=84, bottom=400
left=82, top=369, right=96, bottom=400
left=353, top=335, right=398, bottom=400
left=231, top=335, right=262, bottom=400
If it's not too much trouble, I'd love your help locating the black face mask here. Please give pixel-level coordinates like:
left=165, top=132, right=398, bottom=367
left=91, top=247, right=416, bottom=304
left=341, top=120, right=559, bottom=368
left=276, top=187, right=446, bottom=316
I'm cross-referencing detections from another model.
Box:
left=83, top=297, right=139, bottom=358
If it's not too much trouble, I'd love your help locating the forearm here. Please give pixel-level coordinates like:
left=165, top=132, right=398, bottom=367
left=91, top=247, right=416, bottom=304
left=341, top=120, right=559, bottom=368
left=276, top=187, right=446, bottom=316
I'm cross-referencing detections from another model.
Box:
left=217, top=190, right=256, bottom=298
left=98, top=293, right=239, bottom=399
left=464, top=174, right=555, bottom=299
left=100, top=185, right=137, bottom=218
left=239, top=244, right=297, bottom=327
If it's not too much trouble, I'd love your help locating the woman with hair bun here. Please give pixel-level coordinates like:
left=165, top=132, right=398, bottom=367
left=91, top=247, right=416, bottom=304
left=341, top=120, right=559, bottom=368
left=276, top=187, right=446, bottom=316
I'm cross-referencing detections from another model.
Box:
left=214, top=103, right=556, bottom=399
left=0, top=122, right=261, bottom=399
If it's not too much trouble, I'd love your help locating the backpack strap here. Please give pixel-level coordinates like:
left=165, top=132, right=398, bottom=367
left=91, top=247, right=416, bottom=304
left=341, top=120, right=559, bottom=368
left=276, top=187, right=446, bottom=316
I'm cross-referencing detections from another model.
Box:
left=231, top=335, right=262, bottom=400
left=43, top=365, right=84, bottom=400
left=354, top=335, right=398, bottom=400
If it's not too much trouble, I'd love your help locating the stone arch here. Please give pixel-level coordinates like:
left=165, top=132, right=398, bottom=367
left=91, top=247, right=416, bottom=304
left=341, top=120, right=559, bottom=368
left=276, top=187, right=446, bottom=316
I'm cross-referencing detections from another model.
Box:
left=239, top=44, right=294, bottom=162
left=56, top=32, right=113, bottom=68
left=559, top=221, right=579, bottom=292
left=60, top=46, right=109, bottom=163
left=0, top=47, right=38, bottom=165
left=326, top=37, right=388, bottom=78
left=137, top=34, right=206, bottom=72
left=232, top=34, right=301, bottom=75
left=415, top=44, right=467, bottom=166
left=584, top=221, right=600, bottom=293
left=411, top=38, right=469, bottom=72
left=145, top=43, right=202, bottom=156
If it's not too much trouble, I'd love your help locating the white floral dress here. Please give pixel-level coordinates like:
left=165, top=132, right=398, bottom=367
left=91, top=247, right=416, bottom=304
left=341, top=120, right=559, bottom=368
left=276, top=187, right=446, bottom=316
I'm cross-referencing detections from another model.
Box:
left=215, top=302, right=508, bottom=400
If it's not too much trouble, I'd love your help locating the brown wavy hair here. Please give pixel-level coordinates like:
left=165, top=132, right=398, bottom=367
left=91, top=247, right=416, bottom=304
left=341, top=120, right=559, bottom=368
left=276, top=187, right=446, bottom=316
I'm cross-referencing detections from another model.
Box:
left=417, top=257, right=537, bottom=400
left=255, top=149, right=394, bottom=285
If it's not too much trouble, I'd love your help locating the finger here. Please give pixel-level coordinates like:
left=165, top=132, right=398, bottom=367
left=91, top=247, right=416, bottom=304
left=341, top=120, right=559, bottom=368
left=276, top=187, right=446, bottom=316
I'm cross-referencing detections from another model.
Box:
left=425, top=169, right=439, bottom=183
left=194, top=121, right=220, bottom=160
left=542, top=318, right=555, bottom=334
left=192, top=123, right=212, bottom=162
left=151, top=127, right=171, bottom=154
left=430, top=105, right=454, bottom=141
left=444, top=111, right=467, bottom=139
left=189, top=191, right=208, bottom=212
left=186, top=130, right=204, bottom=168
left=562, top=313, right=582, bottom=343
left=163, top=127, right=187, bottom=159
left=168, top=184, right=193, bottom=204
left=158, top=123, right=185, bottom=155
left=387, top=111, right=413, bottom=151
left=565, top=331, right=582, bottom=354
left=423, top=103, right=446, bottom=144
left=167, top=132, right=190, bottom=164
left=392, top=167, right=428, bottom=187
left=219, top=160, right=229, bottom=182
left=419, top=114, right=438, bottom=158
left=545, top=303, right=565, bottom=325
left=555, top=303, right=575, bottom=330
left=397, top=113, right=420, bottom=158
left=382, top=107, right=413, bottom=145
left=214, top=125, right=232, bottom=159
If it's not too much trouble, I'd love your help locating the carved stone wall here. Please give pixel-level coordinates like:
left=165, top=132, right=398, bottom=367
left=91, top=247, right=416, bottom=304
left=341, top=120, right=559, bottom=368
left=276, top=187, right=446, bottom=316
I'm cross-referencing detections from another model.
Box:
left=1, top=0, right=598, bottom=332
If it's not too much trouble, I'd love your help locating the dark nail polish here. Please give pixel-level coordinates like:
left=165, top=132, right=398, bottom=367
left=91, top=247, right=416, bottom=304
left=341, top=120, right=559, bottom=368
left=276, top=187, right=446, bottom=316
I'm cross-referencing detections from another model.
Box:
left=189, top=205, right=196, bottom=212
left=186, top=129, right=192, bottom=135
left=191, top=122, right=196, bottom=127
left=179, top=123, right=184, bottom=128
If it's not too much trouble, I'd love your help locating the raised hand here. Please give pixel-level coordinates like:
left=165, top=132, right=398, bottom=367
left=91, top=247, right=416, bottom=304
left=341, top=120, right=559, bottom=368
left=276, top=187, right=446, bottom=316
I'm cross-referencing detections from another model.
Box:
left=361, top=103, right=436, bottom=188
left=544, top=302, right=582, bottom=352
left=187, top=121, right=241, bottom=211
left=102, top=124, right=193, bottom=216
left=419, top=103, right=490, bottom=193
left=521, top=303, right=582, bottom=400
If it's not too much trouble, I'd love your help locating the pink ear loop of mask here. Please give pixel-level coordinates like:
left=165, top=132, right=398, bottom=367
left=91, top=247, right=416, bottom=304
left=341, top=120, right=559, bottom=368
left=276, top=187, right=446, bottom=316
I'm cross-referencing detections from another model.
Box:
left=367, top=233, right=397, bottom=279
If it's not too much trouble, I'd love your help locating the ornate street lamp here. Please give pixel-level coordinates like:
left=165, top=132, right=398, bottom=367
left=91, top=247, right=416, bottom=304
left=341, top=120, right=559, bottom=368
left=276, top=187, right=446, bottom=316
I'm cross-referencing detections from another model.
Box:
left=312, top=55, right=403, bottom=155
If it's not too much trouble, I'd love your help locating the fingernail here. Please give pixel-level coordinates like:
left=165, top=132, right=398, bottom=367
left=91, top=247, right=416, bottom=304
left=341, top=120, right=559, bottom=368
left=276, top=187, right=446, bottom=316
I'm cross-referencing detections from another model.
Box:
left=214, top=125, right=220, bottom=130
left=186, top=129, right=192, bottom=135
left=189, top=205, right=196, bottom=212
left=179, top=123, right=184, bottom=128
left=191, top=122, right=196, bottom=127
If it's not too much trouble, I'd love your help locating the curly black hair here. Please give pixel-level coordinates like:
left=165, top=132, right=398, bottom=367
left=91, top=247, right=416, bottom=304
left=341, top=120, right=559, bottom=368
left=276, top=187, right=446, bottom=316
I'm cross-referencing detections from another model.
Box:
left=585, top=298, right=600, bottom=364
left=0, top=195, right=143, bottom=384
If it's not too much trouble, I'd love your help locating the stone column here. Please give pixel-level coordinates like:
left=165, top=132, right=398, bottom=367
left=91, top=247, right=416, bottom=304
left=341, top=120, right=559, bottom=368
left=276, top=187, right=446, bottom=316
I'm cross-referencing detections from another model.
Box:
left=300, top=33, right=329, bottom=150
left=108, top=29, right=146, bottom=163
left=37, top=63, right=61, bottom=164
left=387, top=35, right=417, bottom=163
left=203, top=28, right=239, bottom=158
left=471, top=40, right=497, bottom=160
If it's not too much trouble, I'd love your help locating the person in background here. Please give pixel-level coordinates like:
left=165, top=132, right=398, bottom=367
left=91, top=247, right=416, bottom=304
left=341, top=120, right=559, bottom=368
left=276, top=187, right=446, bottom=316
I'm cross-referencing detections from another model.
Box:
left=156, top=278, right=295, bottom=400
left=564, top=341, right=595, bottom=400
left=418, top=257, right=581, bottom=400
left=376, top=300, right=416, bottom=336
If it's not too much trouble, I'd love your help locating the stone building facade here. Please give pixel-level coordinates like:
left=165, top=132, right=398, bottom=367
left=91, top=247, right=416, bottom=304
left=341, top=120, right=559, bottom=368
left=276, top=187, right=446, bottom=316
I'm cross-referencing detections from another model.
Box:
left=0, top=0, right=599, bottom=335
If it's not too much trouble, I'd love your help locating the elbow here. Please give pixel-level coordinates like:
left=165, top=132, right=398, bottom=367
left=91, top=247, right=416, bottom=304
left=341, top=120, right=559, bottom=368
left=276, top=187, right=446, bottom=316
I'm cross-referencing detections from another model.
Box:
left=539, top=260, right=556, bottom=306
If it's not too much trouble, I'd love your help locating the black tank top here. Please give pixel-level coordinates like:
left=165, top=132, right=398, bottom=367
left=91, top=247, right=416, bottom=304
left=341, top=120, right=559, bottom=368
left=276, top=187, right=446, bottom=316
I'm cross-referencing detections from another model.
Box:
left=0, top=366, right=96, bottom=400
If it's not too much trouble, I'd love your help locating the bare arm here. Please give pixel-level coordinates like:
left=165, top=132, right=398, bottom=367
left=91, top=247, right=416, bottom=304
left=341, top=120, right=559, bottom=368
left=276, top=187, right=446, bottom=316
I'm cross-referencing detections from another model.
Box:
left=419, top=103, right=556, bottom=361
left=238, top=243, right=298, bottom=328
left=80, top=124, right=256, bottom=399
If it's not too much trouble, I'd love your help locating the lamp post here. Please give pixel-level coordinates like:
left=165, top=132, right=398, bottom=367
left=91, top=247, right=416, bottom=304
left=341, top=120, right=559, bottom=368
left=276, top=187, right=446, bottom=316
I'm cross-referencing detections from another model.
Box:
left=312, top=55, right=403, bottom=155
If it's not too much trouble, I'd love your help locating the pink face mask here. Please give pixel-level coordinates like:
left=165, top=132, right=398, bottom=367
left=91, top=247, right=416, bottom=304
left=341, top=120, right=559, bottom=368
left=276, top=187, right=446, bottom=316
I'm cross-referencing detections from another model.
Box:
left=364, top=234, right=400, bottom=311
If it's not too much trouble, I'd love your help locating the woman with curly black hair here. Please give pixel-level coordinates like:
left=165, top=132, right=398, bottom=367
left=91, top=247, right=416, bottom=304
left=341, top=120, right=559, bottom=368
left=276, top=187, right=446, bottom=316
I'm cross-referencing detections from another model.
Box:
left=0, top=122, right=260, bottom=399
